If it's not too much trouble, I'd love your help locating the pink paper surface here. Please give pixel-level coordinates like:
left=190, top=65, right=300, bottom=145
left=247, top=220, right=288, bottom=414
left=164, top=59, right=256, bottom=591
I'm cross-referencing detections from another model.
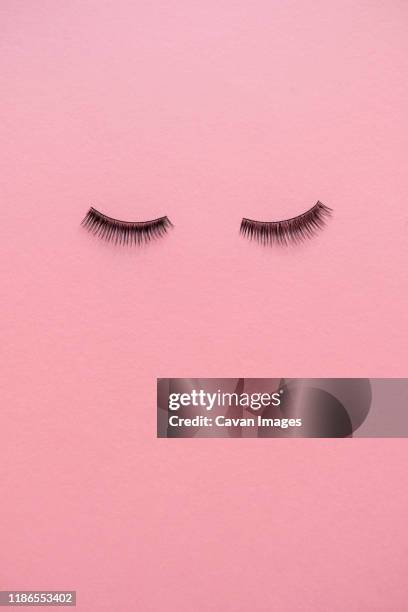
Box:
left=1, top=1, right=408, bottom=610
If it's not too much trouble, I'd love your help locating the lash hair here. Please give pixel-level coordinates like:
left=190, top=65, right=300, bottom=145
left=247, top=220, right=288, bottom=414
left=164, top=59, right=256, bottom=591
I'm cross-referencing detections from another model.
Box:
left=82, top=207, right=173, bottom=245
left=240, top=201, right=332, bottom=246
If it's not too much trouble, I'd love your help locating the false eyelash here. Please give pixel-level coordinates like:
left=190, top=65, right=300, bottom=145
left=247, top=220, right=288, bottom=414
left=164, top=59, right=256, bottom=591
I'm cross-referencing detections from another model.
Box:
left=240, top=201, right=332, bottom=246
left=81, top=207, right=173, bottom=245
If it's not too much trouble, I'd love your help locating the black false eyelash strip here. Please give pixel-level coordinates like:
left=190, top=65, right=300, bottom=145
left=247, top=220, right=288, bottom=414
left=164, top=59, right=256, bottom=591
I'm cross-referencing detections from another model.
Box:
left=240, top=201, right=332, bottom=246
left=82, top=207, right=173, bottom=245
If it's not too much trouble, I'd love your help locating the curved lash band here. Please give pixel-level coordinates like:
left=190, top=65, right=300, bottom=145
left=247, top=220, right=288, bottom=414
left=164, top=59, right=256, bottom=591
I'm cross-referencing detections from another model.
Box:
left=240, top=201, right=332, bottom=246
left=82, top=207, right=173, bottom=245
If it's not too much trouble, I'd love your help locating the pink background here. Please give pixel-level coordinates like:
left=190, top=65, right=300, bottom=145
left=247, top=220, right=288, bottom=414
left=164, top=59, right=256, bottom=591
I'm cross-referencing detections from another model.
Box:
left=1, top=1, right=408, bottom=609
